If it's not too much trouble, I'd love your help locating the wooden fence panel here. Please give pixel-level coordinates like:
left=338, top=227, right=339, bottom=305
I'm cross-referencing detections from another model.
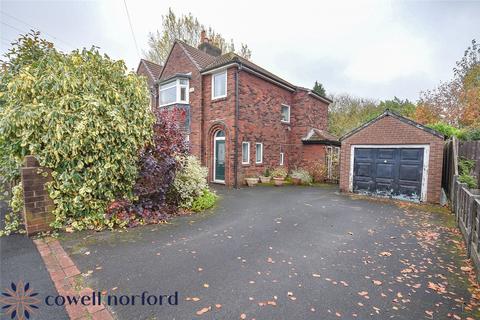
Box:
left=452, top=178, right=480, bottom=275
left=443, top=138, right=459, bottom=200
left=459, top=140, right=480, bottom=186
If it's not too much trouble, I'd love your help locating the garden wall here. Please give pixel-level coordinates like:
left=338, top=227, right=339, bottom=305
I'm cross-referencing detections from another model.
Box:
left=21, top=156, right=54, bottom=235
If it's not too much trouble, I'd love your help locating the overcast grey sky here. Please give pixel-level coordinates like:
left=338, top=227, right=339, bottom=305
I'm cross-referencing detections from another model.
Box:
left=1, top=0, right=479, bottom=101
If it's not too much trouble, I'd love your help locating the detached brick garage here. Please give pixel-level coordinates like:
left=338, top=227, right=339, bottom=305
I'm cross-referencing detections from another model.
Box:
left=339, top=110, right=445, bottom=203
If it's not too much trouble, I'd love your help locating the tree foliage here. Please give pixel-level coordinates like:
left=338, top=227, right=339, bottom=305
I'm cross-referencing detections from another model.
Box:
left=417, top=39, right=479, bottom=127
left=144, top=8, right=252, bottom=64
left=313, top=81, right=326, bottom=97
left=328, top=95, right=416, bottom=137
left=0, top=31, right=154, bottom=230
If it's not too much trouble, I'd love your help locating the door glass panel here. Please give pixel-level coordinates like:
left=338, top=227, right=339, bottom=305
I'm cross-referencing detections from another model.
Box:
left=217, top=143, right=225, bottom=164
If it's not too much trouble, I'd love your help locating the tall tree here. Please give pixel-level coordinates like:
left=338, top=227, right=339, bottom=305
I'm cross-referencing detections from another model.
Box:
left=416, top=39, right=479, bottom=127
left=144, top=8, right=252, bottom=65
left=313, top=81, right=326, bottom=96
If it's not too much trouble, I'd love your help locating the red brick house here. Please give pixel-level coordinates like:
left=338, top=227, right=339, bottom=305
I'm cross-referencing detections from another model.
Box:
left=137, top=34, right=336, bottom=187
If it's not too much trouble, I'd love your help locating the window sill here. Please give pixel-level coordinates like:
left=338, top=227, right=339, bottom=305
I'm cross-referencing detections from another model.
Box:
left=241, top=163, right=251, bottom=166
left=281, top=121, right=291, bottom=124
left=159, top=102, right=190, bottom=108
left=211, top=96, right=228, bottom=103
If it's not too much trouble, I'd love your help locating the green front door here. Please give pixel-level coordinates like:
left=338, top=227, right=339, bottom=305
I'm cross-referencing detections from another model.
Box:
left=215, top=138, right=225, bottom=182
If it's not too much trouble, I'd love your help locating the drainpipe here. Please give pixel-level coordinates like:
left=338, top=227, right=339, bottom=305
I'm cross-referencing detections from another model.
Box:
left=234, top=64, right=241, bottom=189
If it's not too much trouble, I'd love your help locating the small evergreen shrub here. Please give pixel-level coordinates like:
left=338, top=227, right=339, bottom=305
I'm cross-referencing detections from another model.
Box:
left=190, top=189, right=218, bottom=212
left=458, top=157, right=478, bottom=189
left=169, top=155, right=209, bottom=209
left=271, top=167, right=288, bottom=179
left=290, top=168, right=313, bottom=184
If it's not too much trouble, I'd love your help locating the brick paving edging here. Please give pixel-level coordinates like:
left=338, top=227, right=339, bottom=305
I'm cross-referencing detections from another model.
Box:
left=34, top=237, right=114, bottom=320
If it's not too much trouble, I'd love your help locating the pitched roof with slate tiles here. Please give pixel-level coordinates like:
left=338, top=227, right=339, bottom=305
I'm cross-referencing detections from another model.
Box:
left=340, top=110, right=445, bottom=141
left=176, top=40, right=217, bottom=70
left=302, top=128, right=340, bottom=145
left=156, top=40, right=332, bottom=103
left=138, top=59, right=163, bottom=81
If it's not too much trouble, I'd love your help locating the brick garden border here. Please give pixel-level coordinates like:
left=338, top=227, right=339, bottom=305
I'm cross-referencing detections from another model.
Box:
left=34, top=237, right=114, bottom=320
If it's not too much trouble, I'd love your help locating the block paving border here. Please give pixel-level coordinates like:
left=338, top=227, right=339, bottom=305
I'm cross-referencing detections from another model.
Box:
left=34, top=237, right=114, bottom=320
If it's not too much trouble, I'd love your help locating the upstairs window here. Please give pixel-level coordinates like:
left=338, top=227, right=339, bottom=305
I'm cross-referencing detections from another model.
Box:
left=212, top=70, right=227, bottom=99
left=159, top=78, right=189, bottom=106
left=281, top=105, right=290, bottom=123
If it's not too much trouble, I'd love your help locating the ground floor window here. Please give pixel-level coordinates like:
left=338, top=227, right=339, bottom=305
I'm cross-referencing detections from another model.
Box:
left=242, top=142, right=250, bottom=164
left=255, top=143, right=263, bottom=164
left=280, top=152, right=284, bottom=165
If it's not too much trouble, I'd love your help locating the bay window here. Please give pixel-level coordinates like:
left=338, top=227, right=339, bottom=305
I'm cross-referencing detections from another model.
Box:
left=159, top=78, right=189, bottom=106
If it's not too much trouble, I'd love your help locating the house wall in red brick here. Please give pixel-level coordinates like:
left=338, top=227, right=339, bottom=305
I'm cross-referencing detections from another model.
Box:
left=301, top=144, right=327, bottom=168
left=339, top=116, right=444, bottom=203
left=202, top=67, right=237, bottom=186
left=137, top=62, right=158, bottom=109
left=159, top=43, right=203, bottom=158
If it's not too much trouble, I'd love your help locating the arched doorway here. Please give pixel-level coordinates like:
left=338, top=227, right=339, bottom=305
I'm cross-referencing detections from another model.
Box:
left=213, top=130, right=226, bottom=183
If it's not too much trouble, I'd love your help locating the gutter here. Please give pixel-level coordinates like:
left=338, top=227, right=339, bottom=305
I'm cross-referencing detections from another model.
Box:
left=307, top=91, right=333, bottom=104
left=234, top=64, right=241, bottom=188
left=201, top=62, right=296, bottom=92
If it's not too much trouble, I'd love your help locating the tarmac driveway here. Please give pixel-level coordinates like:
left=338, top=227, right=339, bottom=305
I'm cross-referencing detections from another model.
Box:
left=60, top=186, right=479, bottom=319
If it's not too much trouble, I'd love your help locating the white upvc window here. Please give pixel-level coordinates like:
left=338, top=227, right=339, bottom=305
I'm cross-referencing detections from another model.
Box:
left=242, top=142, right=250, bottom=164
left=280, top=152, right=284, bottom=165
left=281, top=104, right=290, bottom=123
left=255, top=143, right=263, bottom=164
left=212, top=70, right=227, bottom=99
left=159, top=78, right=189, bottom=106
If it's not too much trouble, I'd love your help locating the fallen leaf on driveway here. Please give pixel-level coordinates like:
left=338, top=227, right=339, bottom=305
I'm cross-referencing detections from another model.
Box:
left=379, top=252, right=391, bottom=257
left=203, top=283, right=209, bottom=288
left=372, top=280, right=382, bottom=285
left=461, top=266, right=472, bottom=272
left=240, top=314, right=247, bottom=320
left=425, top=310, right=433, bottom=317
left=358, top=291, right=368, bottom=296
left=215, top=304, right=222, bottom=309
left=312, top=273, right=321, bottom=278
left=196, top=306, right=211, bottom=315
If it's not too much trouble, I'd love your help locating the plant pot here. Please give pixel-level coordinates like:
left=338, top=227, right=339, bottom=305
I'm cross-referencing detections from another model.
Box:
left=273, top=177, right=284, bottom=186
left=292, top=177, right=302, bottom=185
left=245, top=177, right=259, bottom=187
left=259, top=176, right=271, bottom=183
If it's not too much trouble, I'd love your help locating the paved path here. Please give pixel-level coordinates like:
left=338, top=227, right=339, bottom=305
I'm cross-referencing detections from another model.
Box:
left=60, top=186, right=479, bottom=319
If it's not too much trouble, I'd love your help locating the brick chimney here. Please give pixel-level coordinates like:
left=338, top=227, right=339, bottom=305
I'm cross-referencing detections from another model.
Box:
left=198, top=30, right=222, bottom=57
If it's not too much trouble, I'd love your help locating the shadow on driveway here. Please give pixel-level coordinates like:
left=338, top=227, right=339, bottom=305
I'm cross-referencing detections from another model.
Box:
left=60, top=186, right=479, bottom=319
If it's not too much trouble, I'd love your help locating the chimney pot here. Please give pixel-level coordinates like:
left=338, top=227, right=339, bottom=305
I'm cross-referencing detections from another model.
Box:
left=200, top=30, right=207, bottom=44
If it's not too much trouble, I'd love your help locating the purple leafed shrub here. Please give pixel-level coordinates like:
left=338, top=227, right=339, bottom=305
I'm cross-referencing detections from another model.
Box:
left=106, top=108, right=189, bottom=227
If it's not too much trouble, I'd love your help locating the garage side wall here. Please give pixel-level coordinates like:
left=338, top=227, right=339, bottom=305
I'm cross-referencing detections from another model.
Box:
left=339, top=116, right=444, bottom=203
